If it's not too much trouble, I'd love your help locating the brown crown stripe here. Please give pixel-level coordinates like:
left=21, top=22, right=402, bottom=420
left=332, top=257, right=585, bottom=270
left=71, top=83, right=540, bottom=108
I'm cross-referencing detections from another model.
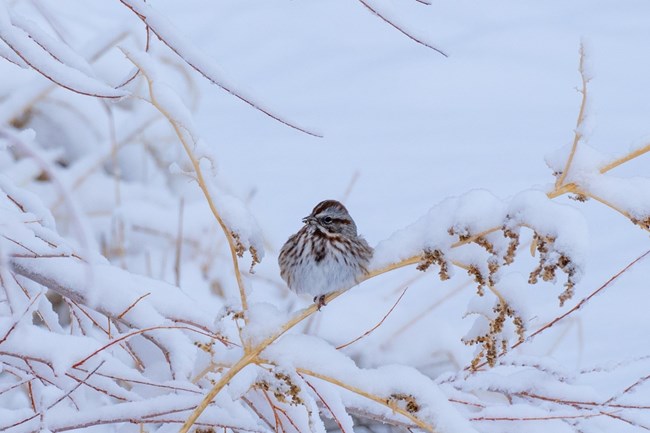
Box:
left=311, top=199, right=348, bottom=216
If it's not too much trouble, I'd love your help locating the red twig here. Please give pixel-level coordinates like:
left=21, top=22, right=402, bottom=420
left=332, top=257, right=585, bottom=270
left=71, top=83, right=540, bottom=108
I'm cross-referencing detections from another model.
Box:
left=116, top=25, right=151, bottom=89
left=27, top=381, right=35, bottom=411
left=522, top=391, right=650, bottom=410
left=523, top=249, right=650, bottom=345
left=72, top=324, right=229, bottom=368
left=64, top=370, right=128, bottom=402
left=0, top=292, right=42, bottom=344
left=73, top=367, right=201, bottom=394
left=116, top=292, right=151, bottom=319
left=2, top=234, right=38, bottom=256
left=0, top=35, right=123, bottom=99
left=302, top=377, right=348, bottom=433
left=471, top=412, right=602, bottom=422
left=603, top=411, right=650, bottom=431
left=242, top=395, right=275, bottom=430
left=0, top=413, right=39, bottom=431
left=448, top=398, right=485, bottom=408
left=336, top=287, right=409, bottom=350
left=5, top=193, right=26, bottom=212
left=604, top=373, right=650, bottom=405
left=471, top=249, right=650, bottom=370
left=262, top=391, right=285, bottom=433
left=118, top=0, right=322, bottom=138
left=357, top=0, right=447, bottom=57
left=69, top=300, right=109, bottom=334
left=275, top=405, right=303, bottom=433
left=0, top=378, right=30, bottom=396
left=47, top=361, right=105, bottom=411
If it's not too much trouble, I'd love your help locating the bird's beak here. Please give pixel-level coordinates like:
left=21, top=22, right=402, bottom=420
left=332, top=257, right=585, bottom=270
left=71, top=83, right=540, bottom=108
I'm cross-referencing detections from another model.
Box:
left=302, top=216, right=315, bottom=224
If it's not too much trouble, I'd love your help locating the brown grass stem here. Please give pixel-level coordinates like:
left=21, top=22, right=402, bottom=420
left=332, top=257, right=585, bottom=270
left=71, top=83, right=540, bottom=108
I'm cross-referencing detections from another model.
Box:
left=297, top=368, right=436, bottom=432
left=555, top=43, right=588, bottom=189
left=123, top=50, right=250, bottom=316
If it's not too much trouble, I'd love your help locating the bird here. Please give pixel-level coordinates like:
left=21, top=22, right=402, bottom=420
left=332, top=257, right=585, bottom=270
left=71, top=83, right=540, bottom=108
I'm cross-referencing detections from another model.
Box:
left=278, top=200, right=373, bottom=309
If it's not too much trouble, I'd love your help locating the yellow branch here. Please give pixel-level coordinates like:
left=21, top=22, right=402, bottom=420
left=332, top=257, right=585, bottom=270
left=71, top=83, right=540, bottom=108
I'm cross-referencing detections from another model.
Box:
left=178, top=254, right=432, bottom=433
left=124, top=51, right=249, bottom=316
left=599, top=142, right=650, bottom=174
left=582, top=191, right=636, bottom=223
left=556, top=43, right=588, bottom=189
left=451, top=227, right=501, bottom=248
left=297, top=368, right=436, bottom=432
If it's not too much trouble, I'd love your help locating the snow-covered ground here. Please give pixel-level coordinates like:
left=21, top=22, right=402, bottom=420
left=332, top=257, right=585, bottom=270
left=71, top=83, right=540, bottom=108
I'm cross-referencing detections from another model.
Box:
left=1, top=0, right=649, bottom=432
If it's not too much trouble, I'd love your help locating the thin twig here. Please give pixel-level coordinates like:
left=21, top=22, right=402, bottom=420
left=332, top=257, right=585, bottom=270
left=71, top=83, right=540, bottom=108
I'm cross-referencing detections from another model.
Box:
left=555, top=42, right=588, bottom=189
left=357, top=0, right=447, bottom=57
left=336, top=287, right=409, bottom=350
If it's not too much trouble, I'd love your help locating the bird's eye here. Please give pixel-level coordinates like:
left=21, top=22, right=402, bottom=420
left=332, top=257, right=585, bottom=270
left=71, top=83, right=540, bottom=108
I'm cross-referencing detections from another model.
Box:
left=322, top=216, right=333, bottom=224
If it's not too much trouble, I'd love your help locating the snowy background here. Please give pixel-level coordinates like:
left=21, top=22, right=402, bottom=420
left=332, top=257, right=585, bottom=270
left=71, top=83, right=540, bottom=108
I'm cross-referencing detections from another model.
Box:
left=1, top=0, right=650, bottom=432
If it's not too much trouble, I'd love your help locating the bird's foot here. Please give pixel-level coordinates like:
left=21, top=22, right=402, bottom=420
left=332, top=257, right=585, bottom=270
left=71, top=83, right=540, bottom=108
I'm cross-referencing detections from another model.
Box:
left=314, top=295, right=327, bottom=311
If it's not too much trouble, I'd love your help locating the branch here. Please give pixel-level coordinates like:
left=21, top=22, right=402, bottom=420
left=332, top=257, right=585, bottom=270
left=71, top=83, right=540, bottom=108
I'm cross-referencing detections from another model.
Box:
left=336, top=286, right=409, bottom=350
left=118, top=0, right=322, bottom=137
left=298, top=368, right=436, bottom=432
left=357, top=0, right=447, bottom=57
left=122, top=49, right=251, bottom=316
left=555, top=42, right=588, bottom=188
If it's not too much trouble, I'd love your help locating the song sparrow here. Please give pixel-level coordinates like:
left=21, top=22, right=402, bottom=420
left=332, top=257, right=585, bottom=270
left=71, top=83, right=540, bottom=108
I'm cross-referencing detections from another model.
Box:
left=278, top=200, right=373, bottom=309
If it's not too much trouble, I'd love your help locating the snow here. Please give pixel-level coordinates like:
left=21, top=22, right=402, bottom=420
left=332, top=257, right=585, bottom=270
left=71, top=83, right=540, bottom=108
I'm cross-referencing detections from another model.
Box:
left=1, top=0, right=650, bottom=432
left=0, top=3, right=127, bottom=99
left=372, top=189, right=506, bottom=268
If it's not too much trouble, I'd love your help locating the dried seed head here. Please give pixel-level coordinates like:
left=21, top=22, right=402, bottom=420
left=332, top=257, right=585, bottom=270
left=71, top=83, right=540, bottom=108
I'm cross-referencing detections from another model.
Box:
left=273, top=372, right=303, bottom=406
left=230, top=231, right=246, bottom=257
left=569, top=193, right=589, bottom=202
left=559, top=280, right=575, bottom=307
left=249, top=245, right=261, bottom=273
left=464, top=301, right=524, bottom=369
left=387, top=393, right=420, bottom=413
left=474, top=236, right=496, bottom=255
left=417, top=249, right=450, bottom=281
left=513, top=315, right=525, bottom=344
left=467, top=265, right=486, bottom=296
left=502, top=227, right=520, bottom=265
left=632, top=217, right=650, bottom=231
left=193, top=340, right=215, bottom=355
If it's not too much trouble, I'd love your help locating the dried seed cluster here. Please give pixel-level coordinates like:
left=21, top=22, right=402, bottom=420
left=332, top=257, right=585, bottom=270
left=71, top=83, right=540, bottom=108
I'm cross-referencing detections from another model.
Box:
left=569, top=193, right=588, bottom=202
left=230, top=231, right=261, bottom=272
left=463, top=302, right=525, bottom=369
left=193, top=340, right=215, bottom=355
left=255, top=372, right=303, bottom=406
left=417, top=249, right=450, bottom=280
left=387, top=393, right=420, bottom=414
left=528, top=234, right=577, bottom=306
left=420, top=222, right=579, bottom=368
left=502, top=227, right=520, bottom=265
left=466, top=265, right=486, bottom=296
left=632, top=216, right=650, bottom=231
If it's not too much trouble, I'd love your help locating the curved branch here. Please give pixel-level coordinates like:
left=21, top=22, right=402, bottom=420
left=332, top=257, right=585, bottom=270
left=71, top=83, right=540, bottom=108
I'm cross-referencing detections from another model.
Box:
left=357, top=0, right=447, bottom=57
left=118, top=0, right=322, bottom=137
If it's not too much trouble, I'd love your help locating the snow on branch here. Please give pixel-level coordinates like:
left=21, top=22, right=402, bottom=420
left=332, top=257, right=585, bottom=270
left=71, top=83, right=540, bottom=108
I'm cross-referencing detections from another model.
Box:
left=1, top=4, right=650, bottom=433
left=547, top=44, right=650, bottom=232
left=0, top=4, right=127, bottom=99
left=122, top=47, right=265, bottom=315
left=118, top=0, right=323, bottom=138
